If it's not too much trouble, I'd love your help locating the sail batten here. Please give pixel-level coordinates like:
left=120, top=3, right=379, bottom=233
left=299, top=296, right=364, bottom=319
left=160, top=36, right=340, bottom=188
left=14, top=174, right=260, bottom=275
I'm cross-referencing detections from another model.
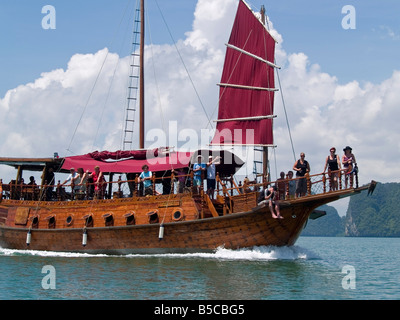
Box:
left=214, top=115, right=276, bottom=123
left=225, top=43, right=280, bottom=69
left=218, top=83, right=278, bottom=91
left=211, top=0, right=276, bottom=147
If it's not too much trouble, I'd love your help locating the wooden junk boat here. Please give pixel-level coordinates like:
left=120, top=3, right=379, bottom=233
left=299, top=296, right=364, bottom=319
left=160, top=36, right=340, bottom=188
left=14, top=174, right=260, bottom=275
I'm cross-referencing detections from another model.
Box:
left=0, top=0, right=374, bottom=254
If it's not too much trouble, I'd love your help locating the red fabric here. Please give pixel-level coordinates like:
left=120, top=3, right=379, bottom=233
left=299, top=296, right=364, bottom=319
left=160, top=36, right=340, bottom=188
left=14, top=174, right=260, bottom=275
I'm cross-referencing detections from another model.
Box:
left=88, top=149, right=159, bottom=160
left=61, top=151, right=192, bottom=174
left=211, top=0, right=276, bottom=146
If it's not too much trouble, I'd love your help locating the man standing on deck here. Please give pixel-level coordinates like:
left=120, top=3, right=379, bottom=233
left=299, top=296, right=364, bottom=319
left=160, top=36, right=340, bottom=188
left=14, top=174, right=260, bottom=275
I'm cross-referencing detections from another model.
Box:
left=206, top=155, right=221, bottom=200
left=193, top=155, right=206, bottom=192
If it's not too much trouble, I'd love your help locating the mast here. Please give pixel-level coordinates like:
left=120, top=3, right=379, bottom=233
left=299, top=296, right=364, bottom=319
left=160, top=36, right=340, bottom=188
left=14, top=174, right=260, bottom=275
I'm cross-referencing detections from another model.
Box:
left=260, top=5, right=268, bottom=182
left=139, top=0, right=145, bottom=149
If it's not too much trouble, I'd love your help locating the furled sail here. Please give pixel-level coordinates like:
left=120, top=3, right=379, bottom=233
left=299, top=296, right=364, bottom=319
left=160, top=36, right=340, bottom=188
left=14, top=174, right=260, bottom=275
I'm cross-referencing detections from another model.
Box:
left=211, top=0, right=279, bottom=147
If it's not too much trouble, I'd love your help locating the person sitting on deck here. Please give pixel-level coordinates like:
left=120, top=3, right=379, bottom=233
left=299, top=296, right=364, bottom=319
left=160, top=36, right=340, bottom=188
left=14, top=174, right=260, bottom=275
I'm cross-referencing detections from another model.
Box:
left=261, top=185, right=283, bottom=219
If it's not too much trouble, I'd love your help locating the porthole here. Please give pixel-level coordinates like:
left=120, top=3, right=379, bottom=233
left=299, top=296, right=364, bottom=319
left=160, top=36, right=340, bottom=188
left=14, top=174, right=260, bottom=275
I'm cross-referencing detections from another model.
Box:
left=103, top=213, right=114, bottom=227
left=46, top=215, right=56, bottom=229
left=31, top=216, right=39, bottom=229
left=66, top=215, right=74, bottom=227
left=172, top=208, right=184, bottom=221
left=147, top=210, right=159, bottom=224
left=123, top=212, right=136, bottom=226
left=83, top=214, right=93, bottom=227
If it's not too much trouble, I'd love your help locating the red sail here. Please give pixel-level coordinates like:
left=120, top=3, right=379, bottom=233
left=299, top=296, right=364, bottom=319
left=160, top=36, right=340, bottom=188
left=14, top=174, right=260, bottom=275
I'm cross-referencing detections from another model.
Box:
left=211, top=0, right=277, bottom=146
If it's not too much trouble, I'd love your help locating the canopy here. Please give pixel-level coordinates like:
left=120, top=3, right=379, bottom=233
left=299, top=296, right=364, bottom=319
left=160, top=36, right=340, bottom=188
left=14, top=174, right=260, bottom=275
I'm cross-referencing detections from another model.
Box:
left=61, top=150, right=192, bottom=174
left=61, top=149, right=244, bottom=176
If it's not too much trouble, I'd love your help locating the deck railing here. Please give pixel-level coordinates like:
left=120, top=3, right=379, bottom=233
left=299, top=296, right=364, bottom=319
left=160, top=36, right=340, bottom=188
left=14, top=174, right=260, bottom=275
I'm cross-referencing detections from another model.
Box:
left=215, top=168, right=359, bottom=200
left=0, top=168, right=358, bottom=202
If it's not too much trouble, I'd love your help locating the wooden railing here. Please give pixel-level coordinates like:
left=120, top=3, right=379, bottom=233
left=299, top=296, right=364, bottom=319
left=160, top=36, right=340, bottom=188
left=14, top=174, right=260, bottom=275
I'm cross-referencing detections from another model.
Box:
left=0, top=167, right=358, bottom=202
left=215, top=168, right=359, bottom=201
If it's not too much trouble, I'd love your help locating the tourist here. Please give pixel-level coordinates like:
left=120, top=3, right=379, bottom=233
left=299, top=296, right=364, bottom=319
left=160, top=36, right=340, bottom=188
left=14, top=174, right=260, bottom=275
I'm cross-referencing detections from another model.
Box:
left=88, top=166, right=106, bottom=199
left=342, top=146, right=357, bottom=188
left=206, top=155, right=221, bottom=200
left=193, top=155, right=206, bottom=192
left=323, top=147, right=341, bottom=191
left=176, top=168, right=186, bottom=193
left=293, top=152, right=310, bottom=197
left=43, top=167, right=55, bottom=201
left=287, top=170, right=296, bottom=199
left=276, top=171, right=286, bottom=200
left=265, top=185, right=283, bottom=219
left=61, top=168, right=78, bottom=189
left=74, top=168, right=88, bottom=198
left=139, top=164, right=153, bottom=196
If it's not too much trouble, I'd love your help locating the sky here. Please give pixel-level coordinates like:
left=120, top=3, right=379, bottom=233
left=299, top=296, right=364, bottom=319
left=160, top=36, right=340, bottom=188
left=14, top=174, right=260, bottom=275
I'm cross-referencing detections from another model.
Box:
left=1, top=0, right=400, bottom=215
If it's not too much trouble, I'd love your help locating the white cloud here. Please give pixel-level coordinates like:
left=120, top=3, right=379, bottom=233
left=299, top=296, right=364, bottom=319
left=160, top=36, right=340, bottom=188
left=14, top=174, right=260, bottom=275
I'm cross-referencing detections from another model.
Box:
left=1, top=0, right=399, bottom=189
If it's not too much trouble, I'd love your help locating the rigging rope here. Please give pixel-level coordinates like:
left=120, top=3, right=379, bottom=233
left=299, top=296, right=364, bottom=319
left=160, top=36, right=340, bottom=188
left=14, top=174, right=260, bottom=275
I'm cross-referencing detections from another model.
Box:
left=67, top=0, right=133, bottom=155
left=276, top=68, right=296, bottom=162
left=154, top=0, right=213, bottom=130
left=264, top=5, right=296, bottom=162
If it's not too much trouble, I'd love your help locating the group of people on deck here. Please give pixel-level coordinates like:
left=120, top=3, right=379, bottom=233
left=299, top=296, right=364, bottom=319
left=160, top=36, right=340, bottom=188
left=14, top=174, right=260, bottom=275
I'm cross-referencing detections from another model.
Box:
left=60, top=166, right=106, bottom=199
left=138, top=155, right=221, bottom=198
left=261, top=146, right=357, bottom=219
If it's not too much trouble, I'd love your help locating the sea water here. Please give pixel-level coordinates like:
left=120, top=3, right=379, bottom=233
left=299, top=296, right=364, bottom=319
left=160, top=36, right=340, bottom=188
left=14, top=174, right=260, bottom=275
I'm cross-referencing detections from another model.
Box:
left=1, top=237, right=399, bottom=300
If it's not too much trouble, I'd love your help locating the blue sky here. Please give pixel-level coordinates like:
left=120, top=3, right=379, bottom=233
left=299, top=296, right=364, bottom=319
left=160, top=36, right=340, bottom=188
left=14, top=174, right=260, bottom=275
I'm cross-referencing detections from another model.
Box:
left=0, top=0, right=198, bottom=96
left=1, top=0, right=399, bottom=97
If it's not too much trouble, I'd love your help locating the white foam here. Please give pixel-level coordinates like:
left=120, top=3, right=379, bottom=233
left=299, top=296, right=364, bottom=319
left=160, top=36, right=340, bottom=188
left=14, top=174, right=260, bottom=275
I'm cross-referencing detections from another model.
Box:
left=0, top=245, right=319, bottom=261
left=0, top=247, right=109, bottom=258
left=141, top=245, right=320, bottom=261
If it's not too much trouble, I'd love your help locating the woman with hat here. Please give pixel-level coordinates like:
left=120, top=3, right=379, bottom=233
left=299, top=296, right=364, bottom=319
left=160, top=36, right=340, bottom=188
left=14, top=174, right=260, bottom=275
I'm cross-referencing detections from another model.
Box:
left=323, top=147, right=341, bottom=191
left=342, top=146, right=357, bottom=188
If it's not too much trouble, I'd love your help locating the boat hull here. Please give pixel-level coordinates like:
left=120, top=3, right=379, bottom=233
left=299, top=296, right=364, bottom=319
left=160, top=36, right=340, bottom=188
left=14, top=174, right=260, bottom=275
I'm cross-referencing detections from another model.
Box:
left=0, top=185, right=369, bottom=254
left=0, top=197, right=336, bottom=254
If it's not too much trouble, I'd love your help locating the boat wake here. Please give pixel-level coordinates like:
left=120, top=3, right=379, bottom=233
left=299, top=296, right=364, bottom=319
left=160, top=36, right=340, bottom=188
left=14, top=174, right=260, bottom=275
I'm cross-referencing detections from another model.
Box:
left=0, top=245, right=319, bottom=261
left=148, top=245, right=320, bottom=261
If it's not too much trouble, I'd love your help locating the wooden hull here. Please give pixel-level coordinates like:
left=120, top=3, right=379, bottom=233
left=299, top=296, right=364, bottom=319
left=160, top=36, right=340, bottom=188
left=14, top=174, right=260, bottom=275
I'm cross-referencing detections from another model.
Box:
left=0, top=188, right=364, bottom=254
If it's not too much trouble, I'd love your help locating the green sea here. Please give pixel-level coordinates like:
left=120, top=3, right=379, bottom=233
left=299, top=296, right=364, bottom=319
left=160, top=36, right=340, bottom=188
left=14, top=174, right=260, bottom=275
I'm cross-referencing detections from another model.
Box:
left=1, top=237, right=400, bottom=301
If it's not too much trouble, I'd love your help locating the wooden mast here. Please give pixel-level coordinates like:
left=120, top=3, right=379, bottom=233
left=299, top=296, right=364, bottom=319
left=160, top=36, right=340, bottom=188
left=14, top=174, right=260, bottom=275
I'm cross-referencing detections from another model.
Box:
left=260, top=5, right=268, bottom=182
left=139, top=0, right=145, bottom=149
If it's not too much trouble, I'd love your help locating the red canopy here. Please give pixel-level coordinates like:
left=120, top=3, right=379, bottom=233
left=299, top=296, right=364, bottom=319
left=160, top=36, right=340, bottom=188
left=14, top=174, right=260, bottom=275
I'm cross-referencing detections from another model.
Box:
left=61, top=151, right=192, bottom=174
left=61, top=149, right=244, bottom=176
